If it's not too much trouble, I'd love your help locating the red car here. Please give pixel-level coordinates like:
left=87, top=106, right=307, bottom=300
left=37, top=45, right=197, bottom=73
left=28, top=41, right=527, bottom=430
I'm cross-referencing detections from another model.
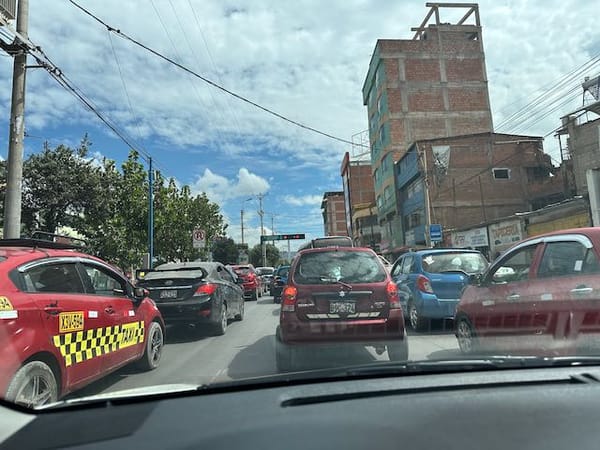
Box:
left=276, top=246, right=408, bottom=371
left=231, top=264, right=262, bottom=300
left=455, top=228, right=600, bottom=356
left=0, top=238, right=165, bottom=408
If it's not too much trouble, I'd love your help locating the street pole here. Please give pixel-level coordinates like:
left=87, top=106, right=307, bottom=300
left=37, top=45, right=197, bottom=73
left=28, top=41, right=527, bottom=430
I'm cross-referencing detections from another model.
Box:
left=3, top=0, right=29, bottom=238
left=258, top=194, right=266, bottom=266
left=240, top=209, right=245, bottom=245
left=148, top=157, right=154, bottom=268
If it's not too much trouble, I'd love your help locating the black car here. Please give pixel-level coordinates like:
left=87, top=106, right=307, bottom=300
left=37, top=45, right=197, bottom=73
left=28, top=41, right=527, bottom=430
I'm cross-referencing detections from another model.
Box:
left=137, top=261, right=244, bottom=335
left=270, top=265, right=290, bottom=303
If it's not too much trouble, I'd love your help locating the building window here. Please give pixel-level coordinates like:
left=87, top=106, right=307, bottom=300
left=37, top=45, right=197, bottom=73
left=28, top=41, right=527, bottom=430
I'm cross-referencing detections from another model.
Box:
left=374, top=168, right=380, bottom=183
left=384, top=186, right=392, bottom=203
left=406, top=178, right=423, bottom=199
left=403, top=208, right=424, bottom=230
left=493, top=168, right=511, bottom=180
left=377, top=195, right=383, bottom=209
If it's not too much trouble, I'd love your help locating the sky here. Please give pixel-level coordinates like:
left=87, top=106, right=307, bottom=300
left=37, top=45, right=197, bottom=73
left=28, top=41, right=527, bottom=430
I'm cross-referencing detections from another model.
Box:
left=0, top=0, right=599, bottom=252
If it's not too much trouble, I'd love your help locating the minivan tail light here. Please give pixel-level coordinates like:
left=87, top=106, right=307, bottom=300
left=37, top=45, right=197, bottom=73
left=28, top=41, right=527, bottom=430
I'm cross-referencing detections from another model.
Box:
left=416, top=275, right=434, bottom=294
left=194, top=283, right=217, bottom=296
left=386, top=282, right=401, bottom=309
left=282, top=286, right=297, bottom=312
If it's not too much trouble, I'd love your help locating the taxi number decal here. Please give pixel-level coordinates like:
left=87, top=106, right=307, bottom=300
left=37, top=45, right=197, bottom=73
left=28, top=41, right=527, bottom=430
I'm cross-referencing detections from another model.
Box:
left=0, top=296, right=13, bottom=311
left=59, top=311, right=85, bottom=333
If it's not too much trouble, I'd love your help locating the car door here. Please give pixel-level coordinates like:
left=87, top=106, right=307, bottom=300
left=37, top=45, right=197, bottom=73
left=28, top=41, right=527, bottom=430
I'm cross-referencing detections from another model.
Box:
left=393, top=255, right=415, bottom=305
left=78, top=261, right=144, bottom=369
left=22, top=260, right=106, bottom=387
left=533, top=237, right=600, bottom=355
left=219, top=265, right=241, bottom=318
left=472, top=243, right=542, bottom=352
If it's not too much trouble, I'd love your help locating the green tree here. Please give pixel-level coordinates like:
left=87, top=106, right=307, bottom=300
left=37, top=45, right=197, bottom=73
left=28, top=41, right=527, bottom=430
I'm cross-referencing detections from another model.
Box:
left=211, top=237, right=239, bottom=264
left=249, top=244, right=280, bottom=267
left=20, top=136, right=101, bottom=235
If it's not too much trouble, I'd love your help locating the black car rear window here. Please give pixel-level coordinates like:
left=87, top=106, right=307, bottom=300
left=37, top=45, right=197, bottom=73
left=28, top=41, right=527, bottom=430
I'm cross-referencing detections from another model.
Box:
left=142, top=268, right=207, bottom=280
left=294, top=251, right=386, bottom=284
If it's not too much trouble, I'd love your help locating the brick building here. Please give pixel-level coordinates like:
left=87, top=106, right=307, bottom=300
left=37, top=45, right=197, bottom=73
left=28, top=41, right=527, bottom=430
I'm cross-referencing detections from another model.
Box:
left=396, top=132, right=566, bottom=254
left=321, top=191, right=348, bottom=237
left=340, top=152, right=380, bottom=247
left=362, top=3, right=493, bottom=254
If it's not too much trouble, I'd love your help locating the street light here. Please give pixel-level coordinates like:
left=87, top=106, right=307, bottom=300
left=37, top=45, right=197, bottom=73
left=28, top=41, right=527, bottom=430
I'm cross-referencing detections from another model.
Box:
left=241, top=197, right=253, bottom=245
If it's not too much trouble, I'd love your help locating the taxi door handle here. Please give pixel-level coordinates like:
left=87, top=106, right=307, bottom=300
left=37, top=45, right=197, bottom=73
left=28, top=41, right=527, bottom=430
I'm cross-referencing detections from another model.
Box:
left=44, top=306, right=63, bottom=316
left=105, top=306, right=115, bottom=315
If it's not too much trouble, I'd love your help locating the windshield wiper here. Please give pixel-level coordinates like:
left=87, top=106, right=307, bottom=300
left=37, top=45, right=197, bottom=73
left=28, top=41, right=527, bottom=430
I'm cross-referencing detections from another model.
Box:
left=319, top=277, right=352, bottom=290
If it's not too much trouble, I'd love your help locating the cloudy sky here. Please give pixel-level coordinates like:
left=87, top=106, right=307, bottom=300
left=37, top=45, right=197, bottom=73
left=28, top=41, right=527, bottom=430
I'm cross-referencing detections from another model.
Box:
left=0, top=0, right=598, bottom=251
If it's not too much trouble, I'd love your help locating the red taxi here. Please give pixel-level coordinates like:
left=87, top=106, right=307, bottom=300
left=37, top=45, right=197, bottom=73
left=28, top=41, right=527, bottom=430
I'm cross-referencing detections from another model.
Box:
left=231, top=264, right=262, bottom=300
left=0, top=238, right=165, bottom=408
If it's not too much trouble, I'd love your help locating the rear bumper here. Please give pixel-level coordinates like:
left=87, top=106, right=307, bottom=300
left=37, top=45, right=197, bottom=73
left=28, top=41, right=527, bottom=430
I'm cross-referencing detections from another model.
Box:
left=155, top=297, right=215, bottom=323
left=413, top=293, right=459, bottom=320
left=280, top=310, right=406, bottom=344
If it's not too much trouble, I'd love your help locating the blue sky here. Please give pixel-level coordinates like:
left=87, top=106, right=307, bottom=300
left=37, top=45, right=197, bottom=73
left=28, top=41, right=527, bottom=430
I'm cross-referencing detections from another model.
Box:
left=0, top=0, right=599, bottom=252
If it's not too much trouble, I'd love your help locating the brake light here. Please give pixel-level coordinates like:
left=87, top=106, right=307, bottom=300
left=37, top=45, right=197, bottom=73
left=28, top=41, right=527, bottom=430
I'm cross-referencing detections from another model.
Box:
left=282, top=286, right=297, bottom=312
left=194, top=283, right=217, bottom=296
left=386, top=282, right=401, bottom=309
left=416, top=275, right=434, bottom=294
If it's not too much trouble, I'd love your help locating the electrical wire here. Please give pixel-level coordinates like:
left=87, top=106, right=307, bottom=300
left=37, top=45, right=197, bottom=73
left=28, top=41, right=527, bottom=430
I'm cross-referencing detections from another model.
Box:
left=66, top=0, right=366, bottom=148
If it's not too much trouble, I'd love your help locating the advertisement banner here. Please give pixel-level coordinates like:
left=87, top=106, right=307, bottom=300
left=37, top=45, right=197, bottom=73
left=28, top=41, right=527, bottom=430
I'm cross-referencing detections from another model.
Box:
left=451, top=226, right=488, bottom=248
left=489, top=219, right=523, bottom=255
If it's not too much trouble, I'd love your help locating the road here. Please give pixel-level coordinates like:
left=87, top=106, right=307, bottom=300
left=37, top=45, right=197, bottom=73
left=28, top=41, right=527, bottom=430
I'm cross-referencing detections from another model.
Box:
left=73, top=295, right=461, bottom=398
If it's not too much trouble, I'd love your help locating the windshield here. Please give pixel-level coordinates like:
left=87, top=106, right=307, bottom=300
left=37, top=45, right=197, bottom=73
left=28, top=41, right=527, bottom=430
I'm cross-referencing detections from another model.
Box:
left=0, top=0, right=598, bottom=410
left=421, top=252, right=488, bottom=274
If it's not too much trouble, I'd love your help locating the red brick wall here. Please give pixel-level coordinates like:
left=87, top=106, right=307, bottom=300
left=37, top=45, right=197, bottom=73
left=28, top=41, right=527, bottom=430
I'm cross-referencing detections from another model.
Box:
left=404, top=59, right=441, bottom=82
left=408, top=89, right=445, bottom=112
left=447, top=87, right=489, bottom=111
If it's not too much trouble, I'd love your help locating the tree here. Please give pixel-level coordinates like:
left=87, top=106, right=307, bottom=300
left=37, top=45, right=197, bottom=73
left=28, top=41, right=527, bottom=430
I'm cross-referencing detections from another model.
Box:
left=249, top=244, right=280, bottom=267
left=212, top=237, right=239, bottom=264
left=20, top=136, right=102, bottom=235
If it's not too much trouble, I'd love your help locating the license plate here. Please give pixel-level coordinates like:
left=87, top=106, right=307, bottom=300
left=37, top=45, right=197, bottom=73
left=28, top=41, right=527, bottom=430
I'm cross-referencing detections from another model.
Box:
left=330, top=301, right=355, bottom=314
left=160, top=289, right=178, bottom=299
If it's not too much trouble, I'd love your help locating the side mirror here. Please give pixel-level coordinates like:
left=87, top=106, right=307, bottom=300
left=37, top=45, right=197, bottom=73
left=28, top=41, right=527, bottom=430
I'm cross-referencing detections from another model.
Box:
left=469, top=273, right=483, bottom=286
left=134, top=286, right=149, bottom=300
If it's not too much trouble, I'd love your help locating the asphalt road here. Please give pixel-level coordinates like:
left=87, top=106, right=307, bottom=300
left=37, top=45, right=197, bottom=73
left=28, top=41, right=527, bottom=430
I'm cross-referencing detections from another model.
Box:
left=73, top=295, right=462, bottom=398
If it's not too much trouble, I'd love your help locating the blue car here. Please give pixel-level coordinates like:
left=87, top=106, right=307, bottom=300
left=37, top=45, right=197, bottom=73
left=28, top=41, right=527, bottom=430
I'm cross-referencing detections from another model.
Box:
left=390, top=249, right=488, bottom=331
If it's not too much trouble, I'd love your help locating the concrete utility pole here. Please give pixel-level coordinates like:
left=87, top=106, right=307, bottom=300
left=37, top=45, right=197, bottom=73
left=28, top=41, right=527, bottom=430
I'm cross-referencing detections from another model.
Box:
left=258, top=193, right=266, bottom=266
left=4, top=0, right=29, bottom=238
left=240, top=209, right=245, bottom=244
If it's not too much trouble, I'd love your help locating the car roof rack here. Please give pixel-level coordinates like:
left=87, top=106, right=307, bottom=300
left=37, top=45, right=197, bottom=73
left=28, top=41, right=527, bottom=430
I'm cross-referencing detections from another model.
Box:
left=0, top=232, right=88, bottom=250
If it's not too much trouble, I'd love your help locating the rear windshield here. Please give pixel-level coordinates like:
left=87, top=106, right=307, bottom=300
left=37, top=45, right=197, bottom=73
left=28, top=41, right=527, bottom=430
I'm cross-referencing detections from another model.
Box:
left=233, top=267, right=252, bottom=275
left=421, top=252, right=488, bottom=274
left=256, top=267, right=274, bottom=275
left=312, top=237, right=353, bottom=248
left=294, top=251, right=386, bottom=284
left=142, top=268, right=207, bottom=280
left=276, top=266, right=289, bottom=277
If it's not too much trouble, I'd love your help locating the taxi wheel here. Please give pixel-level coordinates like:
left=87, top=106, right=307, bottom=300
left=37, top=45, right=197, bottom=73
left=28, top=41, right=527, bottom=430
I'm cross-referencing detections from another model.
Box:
left=5, top=361, right=58, bottom=408
left=456, top=317, right=478, bottom=354
left=387, top=340, right=409, bottom=362
left=138, top=321, right=164, bottom=371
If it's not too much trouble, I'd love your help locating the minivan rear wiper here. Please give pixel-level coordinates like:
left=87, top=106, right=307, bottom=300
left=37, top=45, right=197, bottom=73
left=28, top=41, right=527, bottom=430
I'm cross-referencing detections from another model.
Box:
left=319, top=277, right=353, bottom=290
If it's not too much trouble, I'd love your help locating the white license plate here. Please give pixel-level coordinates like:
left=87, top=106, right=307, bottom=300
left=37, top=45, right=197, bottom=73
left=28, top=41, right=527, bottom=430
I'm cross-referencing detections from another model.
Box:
left=160, top=289, right=178, bottom=299
left=330, top=302, right=356, bottom=314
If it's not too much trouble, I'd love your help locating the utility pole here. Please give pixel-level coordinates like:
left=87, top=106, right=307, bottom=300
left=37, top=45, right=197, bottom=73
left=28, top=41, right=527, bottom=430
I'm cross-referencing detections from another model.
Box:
left=3, top=0, right=29, bottom=238
left=258, top=193, right=266, bottom=266
left=240, top=209, right=245, bottom=245
left=148, top=157, right=154, bottom=268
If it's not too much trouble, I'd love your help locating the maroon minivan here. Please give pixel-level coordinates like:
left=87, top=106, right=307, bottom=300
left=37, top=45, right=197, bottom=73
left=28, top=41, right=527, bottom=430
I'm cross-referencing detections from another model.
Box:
left=276, top=246, right=408, bottom=372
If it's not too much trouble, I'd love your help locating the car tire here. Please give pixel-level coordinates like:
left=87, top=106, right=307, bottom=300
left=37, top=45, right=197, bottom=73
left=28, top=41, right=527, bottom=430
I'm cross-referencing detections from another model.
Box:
left=5, top=361, right=59, bottom=408
left=408, top=301, right=428, bottom=332
left=275, top=327, right=294, bottom=372
left=387, top=340, right=409, bottom=362
left=252, top=289, right=258, bottom=301
left=456, top=316, right=478, bottom=354
left=274, top=296, right=281, bottom=304
left=214, top=303, right=228, bottom=335
left=137, top=321, right=164, bottom=371
left=235, top=299, right=244, bottom=321
left=258, top=288, right=262, bottom=298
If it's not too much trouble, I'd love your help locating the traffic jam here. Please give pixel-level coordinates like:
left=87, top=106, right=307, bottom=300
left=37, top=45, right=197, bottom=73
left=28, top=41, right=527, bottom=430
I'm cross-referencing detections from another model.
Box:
left=4, top=227, right=600, bottom=407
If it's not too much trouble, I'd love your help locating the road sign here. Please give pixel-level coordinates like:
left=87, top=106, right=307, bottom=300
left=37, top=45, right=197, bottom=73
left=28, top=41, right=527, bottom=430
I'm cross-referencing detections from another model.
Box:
left=193, top=228, right=206, bottom=249
left=261, top=233, right=305, bottom=243
left=429, top=224, right=443, bottom=242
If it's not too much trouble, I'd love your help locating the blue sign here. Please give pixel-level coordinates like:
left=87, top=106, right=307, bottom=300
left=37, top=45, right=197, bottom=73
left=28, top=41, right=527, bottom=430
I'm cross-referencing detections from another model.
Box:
left=429, top=224, right=442, bottom=242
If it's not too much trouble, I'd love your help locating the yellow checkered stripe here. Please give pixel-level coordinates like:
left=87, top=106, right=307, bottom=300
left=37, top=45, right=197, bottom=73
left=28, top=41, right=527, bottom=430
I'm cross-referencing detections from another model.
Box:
left=53, top=321, right=145, bottom=367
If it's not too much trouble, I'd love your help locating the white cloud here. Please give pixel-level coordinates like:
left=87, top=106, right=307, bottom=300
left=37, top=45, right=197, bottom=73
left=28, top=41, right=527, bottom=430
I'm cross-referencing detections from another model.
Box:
left=283, top=194, right=323, bottom=206
left=192, top=167, right=269, bottom=204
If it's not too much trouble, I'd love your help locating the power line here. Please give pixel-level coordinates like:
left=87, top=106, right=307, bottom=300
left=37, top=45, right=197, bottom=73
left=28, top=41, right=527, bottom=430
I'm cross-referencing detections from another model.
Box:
left=67, top=0, right=365, bottom=148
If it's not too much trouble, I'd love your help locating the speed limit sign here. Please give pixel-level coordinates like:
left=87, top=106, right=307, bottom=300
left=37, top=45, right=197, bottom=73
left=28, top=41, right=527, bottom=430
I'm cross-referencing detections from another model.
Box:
left=193, top=228, right=206, bottom=249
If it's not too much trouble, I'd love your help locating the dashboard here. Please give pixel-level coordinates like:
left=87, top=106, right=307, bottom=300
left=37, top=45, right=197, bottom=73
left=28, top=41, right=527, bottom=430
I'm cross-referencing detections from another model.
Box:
left=2, top=365, right=600, bottom=449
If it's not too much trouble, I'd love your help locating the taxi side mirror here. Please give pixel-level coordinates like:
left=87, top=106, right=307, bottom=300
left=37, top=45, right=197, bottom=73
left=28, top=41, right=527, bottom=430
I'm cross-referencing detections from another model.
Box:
left=134, top=287, right=149, bottom=300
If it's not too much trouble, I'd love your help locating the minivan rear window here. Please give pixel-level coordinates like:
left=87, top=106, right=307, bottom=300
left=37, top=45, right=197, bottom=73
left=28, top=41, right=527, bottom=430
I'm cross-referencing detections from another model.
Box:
left=294, top=251, right=386, bottom=284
